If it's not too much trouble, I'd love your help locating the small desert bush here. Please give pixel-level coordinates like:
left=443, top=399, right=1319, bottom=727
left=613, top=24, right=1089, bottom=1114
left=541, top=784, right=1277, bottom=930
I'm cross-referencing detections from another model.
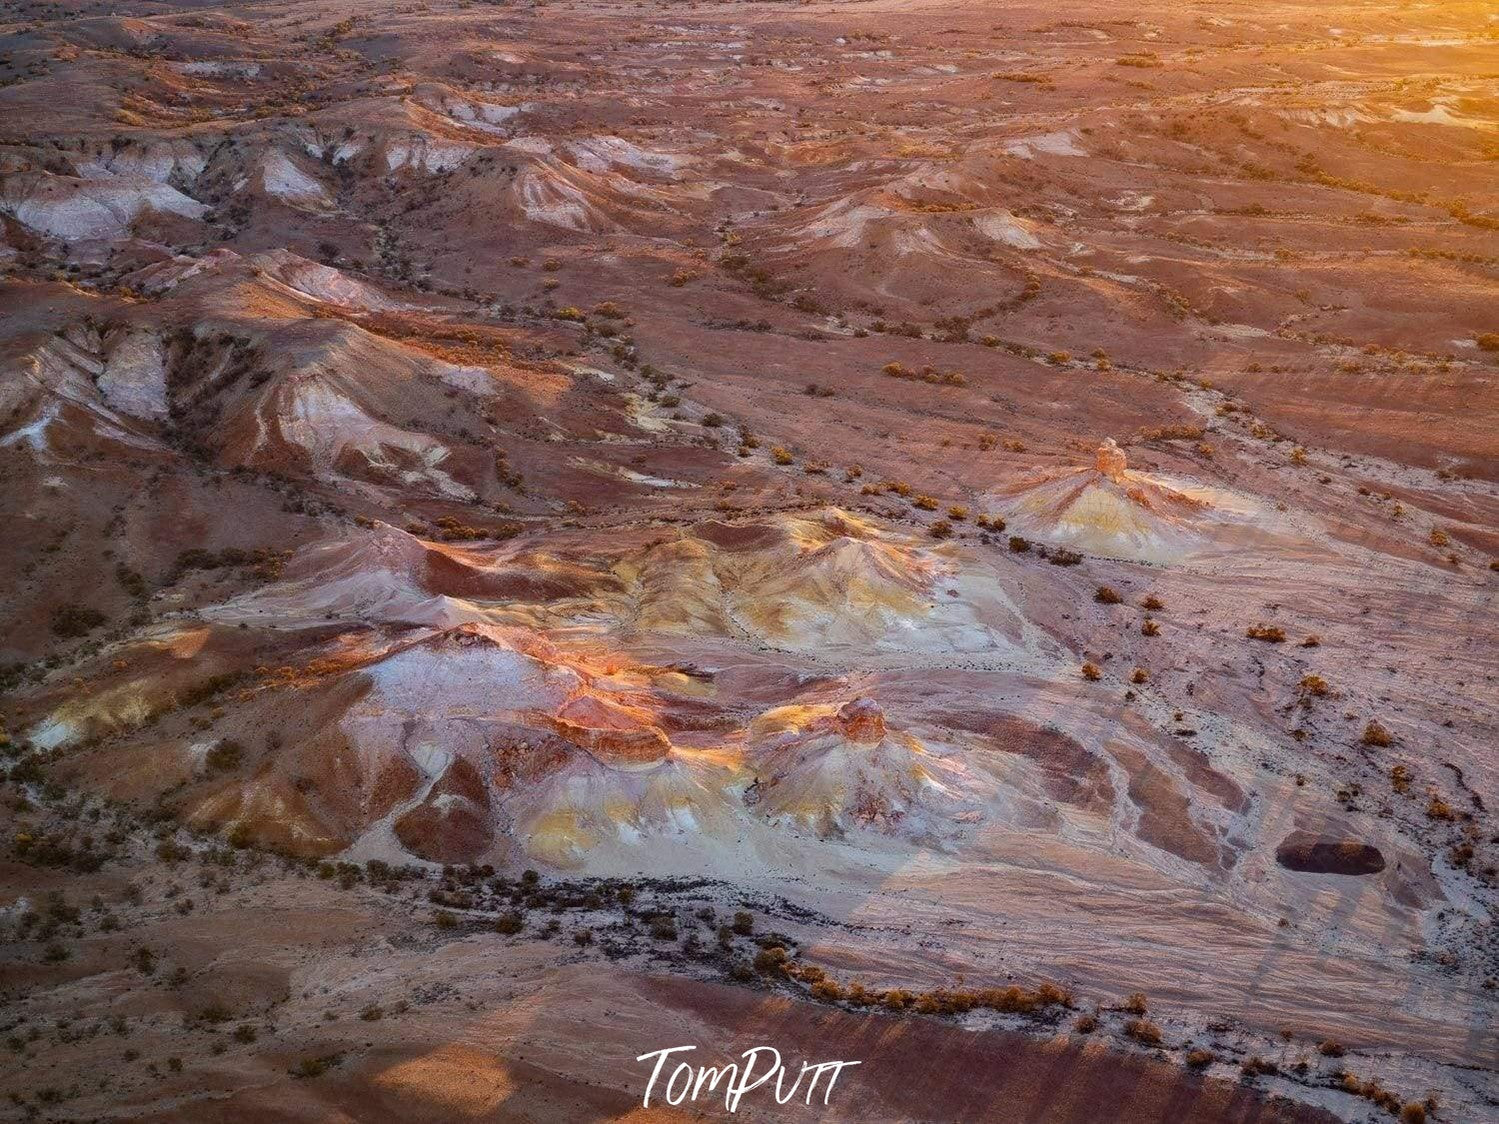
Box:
left=1246, top=624, right=1285, bottom=643
left=1094, top=586, right=1122, bottom=605
left=810, top=979, right=844, bottom=1001
left=754, top=946, right=790, bottom=975
left=1360, top=721, right=1393, bottom=747
left=1426, top=795, right=1455, bottom=821
left=1141, top=618, right=1160, bottom=637
left=291, top=1054, right=339, bottom=1079
left=1081, top=662, right=1101, bottom=681
left=1123, top=1019, right=1163, bottom=1046
left=649, top=917, right=678, bottom=941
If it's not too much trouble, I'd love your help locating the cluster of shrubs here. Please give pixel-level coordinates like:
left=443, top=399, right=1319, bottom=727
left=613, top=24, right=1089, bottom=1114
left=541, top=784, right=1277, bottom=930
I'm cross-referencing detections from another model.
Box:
left=1003, top=536, right=1080, bottom=566
left=882, top=362, right=966, bottom=387
left=12, top=828, right=116, bottom=872
left=426, top=515, right=521, bottom=542
left=493, top=447, right=525, bottom=492
left=777, top=954, right=1073, bottom=1020
left=1338, top=1072, right=1431, bottom=1122
left=175, top=547, right=288, bottom=583
left=50, top=606, right=107, bottom=639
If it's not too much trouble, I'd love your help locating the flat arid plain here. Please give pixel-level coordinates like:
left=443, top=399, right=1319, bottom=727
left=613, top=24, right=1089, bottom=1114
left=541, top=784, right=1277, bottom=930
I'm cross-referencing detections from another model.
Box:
left=0, top=0, right=1496, bottom=1120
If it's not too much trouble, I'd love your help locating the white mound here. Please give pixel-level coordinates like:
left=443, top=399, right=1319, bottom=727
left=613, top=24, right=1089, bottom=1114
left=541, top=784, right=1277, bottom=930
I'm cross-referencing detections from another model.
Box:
left=744, top=698, right=988, bottom=845
left=0, top=172, right=207, bottom=241
left=1001, top=439, right=1283, bottom=564
left=256, top=151, right=332, bottom=208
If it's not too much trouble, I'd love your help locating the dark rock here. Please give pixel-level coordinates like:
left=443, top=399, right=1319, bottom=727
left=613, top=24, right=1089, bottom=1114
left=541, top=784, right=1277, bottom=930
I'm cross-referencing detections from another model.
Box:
left=1275, top=831, right=1385, bottom=876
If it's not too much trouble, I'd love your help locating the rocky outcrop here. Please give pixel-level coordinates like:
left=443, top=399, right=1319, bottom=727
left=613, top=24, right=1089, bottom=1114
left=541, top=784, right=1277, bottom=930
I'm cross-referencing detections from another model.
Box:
left=549, top=695, right=672, bottom=766
left=393, top=758, right=494, bottom=863
left=1095, top=437, right=1128, bottom=482
left=833, top=697, right=886, bottom=744
left=393, top=800, right=492, bottom=864
left=1275, top=832, right=1386, bottom=876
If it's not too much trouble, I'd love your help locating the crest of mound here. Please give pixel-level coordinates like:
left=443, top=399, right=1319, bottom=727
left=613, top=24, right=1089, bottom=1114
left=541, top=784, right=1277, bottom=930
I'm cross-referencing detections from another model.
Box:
left=206, top=523, right=483, bottom=629
left=743, top=698, right=987, bottom=845
left=548, top=694, right=672, bottom=767
left=630, top=509, right=933, bottom=645
left=250, top=150, right=333, bottom=210
left=196, top=322, right=479, bottom=498
left=354, top=622, right=579, bottom=717
left=1, top=322, right=170, bottom=459
left=629, top=508, right=1025, bottom=655
left=409, top=82, right=530, bottom=136
left=357, top=632, right=716, bottom=868
left=209, top=522, right=619, bottom=632
left=509, top=155, right=701, bottom=236
left=56, top=613, right=706, bottom=865
left=769, top=159, right=1045, bottom=274
left=133, top=248, right=407, bottom=313
left=723, top=510, right=981, bottom=651
left=0, top=167, right=208, bottom=243
left=1001, top=439, right=1277, bottom=564
left=506, top=748, right=735, bottom=870
left=331, top=624, right=704, bottom=863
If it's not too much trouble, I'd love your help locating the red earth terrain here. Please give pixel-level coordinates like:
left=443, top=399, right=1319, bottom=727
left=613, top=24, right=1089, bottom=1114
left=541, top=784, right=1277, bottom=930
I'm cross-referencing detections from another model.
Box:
left=0, top=0, right=1495, bottom=1119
